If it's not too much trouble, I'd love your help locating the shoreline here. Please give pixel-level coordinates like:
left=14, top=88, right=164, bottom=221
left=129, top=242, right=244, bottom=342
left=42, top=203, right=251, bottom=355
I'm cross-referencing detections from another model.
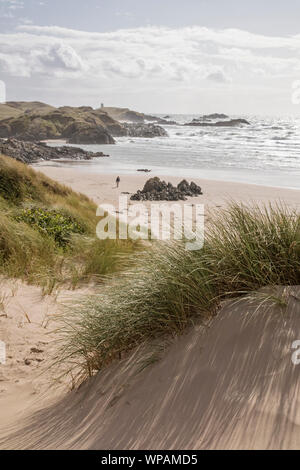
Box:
left=41, top=137, right=300, bottom=191
left=32, top=164, right=300, bottom=211
left=35, top=159, right=300, bottom=192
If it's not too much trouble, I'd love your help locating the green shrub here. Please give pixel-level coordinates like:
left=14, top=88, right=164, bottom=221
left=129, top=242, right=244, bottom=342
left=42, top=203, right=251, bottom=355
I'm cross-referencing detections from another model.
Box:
left=0, top=153, right=140, bottom=289
left=15, top=207, right=85, bottom=247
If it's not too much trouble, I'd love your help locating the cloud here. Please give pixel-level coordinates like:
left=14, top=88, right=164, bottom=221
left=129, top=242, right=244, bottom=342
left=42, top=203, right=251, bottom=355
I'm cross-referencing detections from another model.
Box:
left=5, top=25, right=298, bottom=81
left=0, top=25, right=299, bottom=112
left=40, top=43, right=85, bottom=72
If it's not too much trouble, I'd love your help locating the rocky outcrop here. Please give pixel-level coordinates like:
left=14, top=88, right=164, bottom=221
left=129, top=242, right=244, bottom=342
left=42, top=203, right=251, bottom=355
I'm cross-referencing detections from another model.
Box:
left=188, top=114, right=229, bottom=124
left=202, top=113, right=228, bottom=120
left=0, top=138, right=108, bottom=164
left=122, top=123, right=168, bottom=138
left=64, top=122, right=115, bottom=144
left=156, top=119, right=177, bottom=125
left=130, top=177, right=202, bottom=201
left=184, top=118, right=250, bottom=127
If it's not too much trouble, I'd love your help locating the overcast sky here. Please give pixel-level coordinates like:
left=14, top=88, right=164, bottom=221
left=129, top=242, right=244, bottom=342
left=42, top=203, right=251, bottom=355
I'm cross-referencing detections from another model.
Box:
left=1, top=0, right=300, bottom=115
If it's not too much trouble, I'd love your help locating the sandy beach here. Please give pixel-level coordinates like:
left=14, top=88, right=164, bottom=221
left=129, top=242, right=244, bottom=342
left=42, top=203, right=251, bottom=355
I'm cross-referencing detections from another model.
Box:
left=32, top=165, right=300, bottom=210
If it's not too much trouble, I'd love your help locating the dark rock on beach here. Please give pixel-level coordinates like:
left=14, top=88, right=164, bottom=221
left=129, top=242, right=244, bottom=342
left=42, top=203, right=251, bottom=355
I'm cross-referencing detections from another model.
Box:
left=0, top=138, right=109, bottom=164
left=130, top=177, right=202, bottom=201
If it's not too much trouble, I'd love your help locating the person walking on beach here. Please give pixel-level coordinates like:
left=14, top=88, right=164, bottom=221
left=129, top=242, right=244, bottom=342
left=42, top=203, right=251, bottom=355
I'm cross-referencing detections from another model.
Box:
left=116, top=176, right=120, bottom=188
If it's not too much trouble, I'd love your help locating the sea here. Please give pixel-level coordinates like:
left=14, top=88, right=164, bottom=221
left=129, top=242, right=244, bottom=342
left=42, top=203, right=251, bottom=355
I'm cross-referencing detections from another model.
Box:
left=41, top=114, right=300, bottom=190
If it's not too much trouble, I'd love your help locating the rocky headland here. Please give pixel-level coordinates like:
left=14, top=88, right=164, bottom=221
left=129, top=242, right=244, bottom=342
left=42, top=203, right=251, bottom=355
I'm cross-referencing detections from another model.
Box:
left=0, top=102, right=168, bottom=143
left=0, top=106, right=119, bottom=144
left=101, top=106, right=176, bottom=125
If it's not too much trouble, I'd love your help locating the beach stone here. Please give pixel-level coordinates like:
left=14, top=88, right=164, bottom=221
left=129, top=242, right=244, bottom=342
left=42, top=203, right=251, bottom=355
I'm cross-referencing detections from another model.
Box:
left=190, top=181, right=202, bottom=195
left=177, top=179, right=190, bottom=193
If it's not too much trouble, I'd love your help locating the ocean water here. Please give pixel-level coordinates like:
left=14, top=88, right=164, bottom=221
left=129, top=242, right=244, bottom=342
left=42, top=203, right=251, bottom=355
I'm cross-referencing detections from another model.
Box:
left=42, top=114, right=300, bottom=189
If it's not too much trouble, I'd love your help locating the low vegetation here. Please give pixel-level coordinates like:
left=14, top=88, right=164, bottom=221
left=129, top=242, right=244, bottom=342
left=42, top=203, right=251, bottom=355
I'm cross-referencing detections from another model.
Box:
left=0, top=153, right=138, bottom=291
left=15, top=207, right=85, bottom=247
left=59, top=203, right=300, bottom=381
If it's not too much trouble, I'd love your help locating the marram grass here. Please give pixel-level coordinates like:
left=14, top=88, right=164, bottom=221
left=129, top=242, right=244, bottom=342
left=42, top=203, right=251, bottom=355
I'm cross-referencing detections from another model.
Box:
left=0, top=154, right=138, bottom=291
left=59, top=203, right=300, bottom=381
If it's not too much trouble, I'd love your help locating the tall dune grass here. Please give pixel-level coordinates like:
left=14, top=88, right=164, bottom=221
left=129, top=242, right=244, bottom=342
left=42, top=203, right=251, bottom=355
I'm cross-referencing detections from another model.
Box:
left=0, top=154, right=138, bottom=291
left=59, top=203, right=300, bottom=380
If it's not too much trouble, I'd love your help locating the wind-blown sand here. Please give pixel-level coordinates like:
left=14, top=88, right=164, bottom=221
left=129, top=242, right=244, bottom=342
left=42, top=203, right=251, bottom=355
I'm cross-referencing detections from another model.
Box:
left=0, top=166, right=300, bottom=449
left=1, top=287, right=300, bottom=450
left=0, top=280, right=91, bottom=429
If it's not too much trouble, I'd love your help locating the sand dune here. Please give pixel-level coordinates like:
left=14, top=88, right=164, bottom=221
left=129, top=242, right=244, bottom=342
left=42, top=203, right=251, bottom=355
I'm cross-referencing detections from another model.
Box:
left=0, top=280, right=90, bottom=430
left=1, top=287, right=300, bottom=450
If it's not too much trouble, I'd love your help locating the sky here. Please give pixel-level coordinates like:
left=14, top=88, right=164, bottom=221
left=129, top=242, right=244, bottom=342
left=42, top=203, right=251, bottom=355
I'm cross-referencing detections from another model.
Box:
left=1, top=0, right=300, bottom=115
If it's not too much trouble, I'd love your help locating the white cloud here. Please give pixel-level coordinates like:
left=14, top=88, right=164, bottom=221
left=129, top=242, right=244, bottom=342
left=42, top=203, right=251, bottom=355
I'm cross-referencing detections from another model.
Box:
left=0, top=25, right=299, bottom=113
left=40, top=43, right=85, bottom=72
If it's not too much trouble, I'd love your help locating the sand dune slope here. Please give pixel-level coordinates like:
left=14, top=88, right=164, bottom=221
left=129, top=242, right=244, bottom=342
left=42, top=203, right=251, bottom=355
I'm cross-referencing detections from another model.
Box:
left=1, top=287, right=300, bottom=450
